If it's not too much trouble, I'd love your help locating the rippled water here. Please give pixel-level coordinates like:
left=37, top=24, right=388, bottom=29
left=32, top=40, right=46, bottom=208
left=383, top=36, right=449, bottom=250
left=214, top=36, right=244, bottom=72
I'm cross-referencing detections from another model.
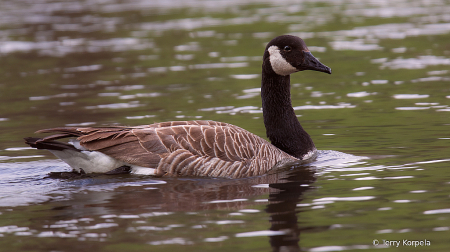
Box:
left=1, top=0, right=450, bottom=251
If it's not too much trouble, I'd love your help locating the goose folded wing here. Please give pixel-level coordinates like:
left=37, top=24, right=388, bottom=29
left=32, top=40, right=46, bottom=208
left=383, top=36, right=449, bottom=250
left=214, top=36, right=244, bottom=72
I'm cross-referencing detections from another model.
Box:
left=33, top=122, right=257, bottom=169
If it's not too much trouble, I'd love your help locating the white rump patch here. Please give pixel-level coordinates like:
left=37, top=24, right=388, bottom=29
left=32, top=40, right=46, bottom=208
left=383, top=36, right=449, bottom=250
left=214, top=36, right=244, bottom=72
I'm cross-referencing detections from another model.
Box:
left=49, top=140, right=155, bottom=175
left=268, top=45, right=297, bottom=76
left=49, top=149, right=126, bottom=173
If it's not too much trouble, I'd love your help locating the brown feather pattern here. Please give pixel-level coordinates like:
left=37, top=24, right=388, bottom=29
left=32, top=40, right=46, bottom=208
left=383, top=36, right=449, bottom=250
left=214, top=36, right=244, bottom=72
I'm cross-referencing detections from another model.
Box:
left=33, top=120, right=297, bottom=178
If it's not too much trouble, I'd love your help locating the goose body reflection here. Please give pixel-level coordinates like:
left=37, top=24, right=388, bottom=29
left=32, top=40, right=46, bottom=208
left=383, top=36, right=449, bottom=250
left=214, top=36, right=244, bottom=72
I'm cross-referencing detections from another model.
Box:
left=25, top=35, right=331, bottom=178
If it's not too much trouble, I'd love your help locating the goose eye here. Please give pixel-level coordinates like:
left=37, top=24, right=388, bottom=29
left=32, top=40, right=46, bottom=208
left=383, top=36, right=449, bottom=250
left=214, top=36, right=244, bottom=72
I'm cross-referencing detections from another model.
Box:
left=283, top=46, right=291, bottom=52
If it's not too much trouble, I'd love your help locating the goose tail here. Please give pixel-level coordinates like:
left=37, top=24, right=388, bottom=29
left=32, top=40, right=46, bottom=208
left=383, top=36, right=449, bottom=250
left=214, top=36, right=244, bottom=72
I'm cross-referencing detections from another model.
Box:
left=24, top=137, right=79, bottom=152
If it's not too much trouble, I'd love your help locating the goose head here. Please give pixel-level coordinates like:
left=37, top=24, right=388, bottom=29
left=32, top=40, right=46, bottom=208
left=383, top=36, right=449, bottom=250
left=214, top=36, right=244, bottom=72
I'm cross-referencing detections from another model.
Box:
left=263, top=35, right=331, bottom=76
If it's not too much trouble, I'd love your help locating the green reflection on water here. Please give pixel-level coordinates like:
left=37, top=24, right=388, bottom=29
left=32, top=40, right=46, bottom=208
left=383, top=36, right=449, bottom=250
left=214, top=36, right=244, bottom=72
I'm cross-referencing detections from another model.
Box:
left=0, top=0, right=450, bottom=251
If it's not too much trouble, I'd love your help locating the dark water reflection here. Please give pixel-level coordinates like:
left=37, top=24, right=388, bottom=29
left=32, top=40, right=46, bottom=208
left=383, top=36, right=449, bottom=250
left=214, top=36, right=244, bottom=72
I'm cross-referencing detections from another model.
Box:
left=266, top=167, right=316, bottom=252
left=77, top=165, right=316, bottom=252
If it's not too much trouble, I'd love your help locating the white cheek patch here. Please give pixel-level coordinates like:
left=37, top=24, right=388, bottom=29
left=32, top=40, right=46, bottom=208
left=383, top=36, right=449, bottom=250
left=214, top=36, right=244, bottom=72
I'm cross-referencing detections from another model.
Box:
left=268, top=45, right=298, bottom=76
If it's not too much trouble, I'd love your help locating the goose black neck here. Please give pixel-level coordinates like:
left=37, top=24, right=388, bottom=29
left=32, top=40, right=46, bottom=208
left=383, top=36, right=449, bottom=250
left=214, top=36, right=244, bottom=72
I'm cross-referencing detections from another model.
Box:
left=261, top=69, right=315, bottom=159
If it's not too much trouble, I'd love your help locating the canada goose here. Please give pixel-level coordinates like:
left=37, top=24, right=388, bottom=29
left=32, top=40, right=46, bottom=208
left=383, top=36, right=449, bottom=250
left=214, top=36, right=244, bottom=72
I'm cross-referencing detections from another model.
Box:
left=25, top=35, right=331, bottom=178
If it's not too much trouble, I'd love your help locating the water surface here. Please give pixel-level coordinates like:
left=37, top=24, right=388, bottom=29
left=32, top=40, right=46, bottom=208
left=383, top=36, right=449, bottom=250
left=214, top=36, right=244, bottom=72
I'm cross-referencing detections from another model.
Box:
left=1, top=0, right=449, bottom=251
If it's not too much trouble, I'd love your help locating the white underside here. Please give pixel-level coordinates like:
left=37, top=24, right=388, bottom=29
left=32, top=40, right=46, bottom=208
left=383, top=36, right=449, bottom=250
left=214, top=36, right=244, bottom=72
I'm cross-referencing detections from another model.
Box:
left=49, top=140, right=155, bottom=175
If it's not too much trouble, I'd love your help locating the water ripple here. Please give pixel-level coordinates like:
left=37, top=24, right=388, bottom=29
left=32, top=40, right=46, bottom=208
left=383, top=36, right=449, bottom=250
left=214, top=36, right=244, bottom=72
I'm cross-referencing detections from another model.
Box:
left=376, top=56, right=450, bottom=70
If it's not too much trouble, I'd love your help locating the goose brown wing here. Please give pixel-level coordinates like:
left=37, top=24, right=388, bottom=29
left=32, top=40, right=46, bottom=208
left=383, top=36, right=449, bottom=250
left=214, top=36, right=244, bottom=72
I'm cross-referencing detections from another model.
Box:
left=144, top=120, right=258, bottom=161
left=32, top=121, right=262, bottom=173
left=134, top=122, right=257, bottom=163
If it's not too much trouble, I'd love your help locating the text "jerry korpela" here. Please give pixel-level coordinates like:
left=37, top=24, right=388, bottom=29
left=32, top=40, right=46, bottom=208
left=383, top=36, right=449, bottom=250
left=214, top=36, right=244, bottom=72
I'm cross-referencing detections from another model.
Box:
left=373, top=239, right=431, bottom=247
